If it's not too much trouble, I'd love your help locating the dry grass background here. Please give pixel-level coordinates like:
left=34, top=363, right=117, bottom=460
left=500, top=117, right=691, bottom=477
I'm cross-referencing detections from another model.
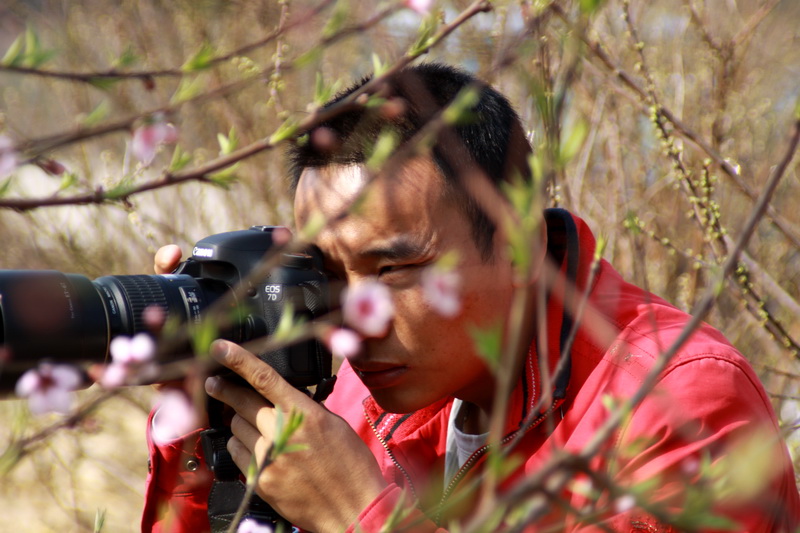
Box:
left=0, top=0, right=799, bottom=531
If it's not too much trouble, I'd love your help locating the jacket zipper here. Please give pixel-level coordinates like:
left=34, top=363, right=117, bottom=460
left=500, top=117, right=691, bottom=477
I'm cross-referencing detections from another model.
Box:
left=365, top=411, right=418, bottom=501
left=434, top=399, right=560, bottom=525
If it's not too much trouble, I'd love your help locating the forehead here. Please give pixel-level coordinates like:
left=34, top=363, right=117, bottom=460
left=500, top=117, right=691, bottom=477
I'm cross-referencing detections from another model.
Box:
left=293, top=158, right=448, bottom=231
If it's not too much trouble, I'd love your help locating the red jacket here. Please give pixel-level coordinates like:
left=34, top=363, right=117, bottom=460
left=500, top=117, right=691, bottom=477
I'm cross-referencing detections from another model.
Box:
left=142, top=210, right=800, bottom=532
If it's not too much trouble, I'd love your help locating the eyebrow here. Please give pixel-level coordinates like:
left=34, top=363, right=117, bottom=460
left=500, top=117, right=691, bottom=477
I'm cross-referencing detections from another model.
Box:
left=359, top=237, right=431, bottom=262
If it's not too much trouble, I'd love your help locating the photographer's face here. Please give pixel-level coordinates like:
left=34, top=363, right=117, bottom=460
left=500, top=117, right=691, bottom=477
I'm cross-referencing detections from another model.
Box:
left=293, top=158, right=518, bottom=414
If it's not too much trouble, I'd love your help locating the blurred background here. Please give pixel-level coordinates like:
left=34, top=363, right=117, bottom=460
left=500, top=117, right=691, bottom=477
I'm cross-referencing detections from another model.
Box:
left=1, top=0, right=799, bottom=530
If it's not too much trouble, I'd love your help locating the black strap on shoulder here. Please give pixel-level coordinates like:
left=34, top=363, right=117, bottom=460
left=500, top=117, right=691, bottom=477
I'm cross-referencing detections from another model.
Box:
left=543, top=208, right=580, bottom=400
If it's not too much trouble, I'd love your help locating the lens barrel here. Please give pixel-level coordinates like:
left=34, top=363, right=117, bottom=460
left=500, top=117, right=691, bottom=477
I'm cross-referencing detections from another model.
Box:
left=0, top=271, right=224, bottom=393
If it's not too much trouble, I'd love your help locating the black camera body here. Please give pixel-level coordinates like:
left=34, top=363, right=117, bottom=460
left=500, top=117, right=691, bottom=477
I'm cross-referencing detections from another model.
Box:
left=0, top=226, right=331, bottom=393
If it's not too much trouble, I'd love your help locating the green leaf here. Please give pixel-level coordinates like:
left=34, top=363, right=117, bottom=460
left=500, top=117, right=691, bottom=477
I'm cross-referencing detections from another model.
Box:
left=322, top=0, right=349, bottom=39
left=408, top=13, right=438, bottom=57
left=208, top=164, right=240, bottom=189
left=371, top=53, right=388, bottom=78
left=442, top=87, right=480, bottom=126
left=169, top=145, right=193, bottom=172
left=1, top=35, right=24, bottom=67
left=623, top=211, right=642, bottom=234
left=271, top=409, right=305, bottom=458
left=21, top=26, right=56, bottom=68
left=594, top=234, right=608, bottom=260
left=378, top=490, right=415, bottom=533
left=0, top=443, right=22, bottom=476
left=87, top=77, right=120, bottom=91
left=272, top=302, right=306, bottom=344
left=366, top=129, right=398, bottom=171
left=269, top=118, right=299, bottom=145
left=295, top=46, right=322, bottom=69
left=0, top=177, right=13, bottom=198
left=58, top=172, right=78, bottom=192
left=170, top=76, right=204, bottom=104
left=103, top=179, right=136, bottom=200
left=470, top=322, right=504, bottom=371
left=191, top=318, right=220, bottom=357
left=246, top=453, right=259, bottom=484
left=81, top=100, right=110, bottom=127
left=600, top=393, right=618, bottom=413
left=579, top=0, right=604, bottom=14
left=24, top=26, right=39, bottom=63
left=181, top=42, right=216, bottom=72
left=559, top=119, right=588, bottom=165
left=299, top=211, right=327, bottom=241
left=217, top=127, right=238, bottom=155
left=111, top=46, right=138, bottom=69
left=93, top=509, right=106, bottom=533
left=313, top=74, right=342, bottom=107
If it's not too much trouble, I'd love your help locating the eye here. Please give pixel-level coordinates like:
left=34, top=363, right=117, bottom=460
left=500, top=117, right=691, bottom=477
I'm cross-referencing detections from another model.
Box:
left=378, top=265, right=403, bottom=276
left=378, top=264, right=424, bottom=282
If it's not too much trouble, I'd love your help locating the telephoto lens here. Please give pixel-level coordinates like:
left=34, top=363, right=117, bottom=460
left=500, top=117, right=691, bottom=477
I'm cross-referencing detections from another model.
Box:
left=0, top=226, right=331, bottom=394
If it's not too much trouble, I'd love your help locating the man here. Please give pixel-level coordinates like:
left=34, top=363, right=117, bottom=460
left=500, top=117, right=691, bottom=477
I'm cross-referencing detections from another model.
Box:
left=143, top=63, right=800, bottom=532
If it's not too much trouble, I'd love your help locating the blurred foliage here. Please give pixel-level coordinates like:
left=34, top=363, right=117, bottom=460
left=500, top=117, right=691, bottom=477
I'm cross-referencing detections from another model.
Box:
left=0, top=0, right=799, bottom=530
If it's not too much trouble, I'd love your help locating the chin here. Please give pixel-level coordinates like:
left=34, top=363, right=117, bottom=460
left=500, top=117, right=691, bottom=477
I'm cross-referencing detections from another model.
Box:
left=370, top=389, right=441, bottom=414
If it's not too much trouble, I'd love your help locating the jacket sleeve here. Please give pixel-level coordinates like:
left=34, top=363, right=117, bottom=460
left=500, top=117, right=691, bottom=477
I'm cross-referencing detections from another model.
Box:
left=347, top=485, right=444, bottom=533
left=601, top=354, right=800, bottom=533
left=141, top=408, right=213, bottom=533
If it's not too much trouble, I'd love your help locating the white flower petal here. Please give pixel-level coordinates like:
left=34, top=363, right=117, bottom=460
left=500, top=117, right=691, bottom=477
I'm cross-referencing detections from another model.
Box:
left=51, top=364, right=83, bottom=390
left=43, top=387, right=75, bottom=415
left=342, top=280, right=394, bottom=337
left=101, top=363, right=129, bottom=388
left=110, top=336, right=134, bottom=364
left=151, top=391, right=198, bottom=444
left=328, top=328, right=362, bottom=359
left=15, top=369, right=41, bottom=397
left=130, top=333, right=156, bottom=362
left=421, top=266, right=461, bottom=317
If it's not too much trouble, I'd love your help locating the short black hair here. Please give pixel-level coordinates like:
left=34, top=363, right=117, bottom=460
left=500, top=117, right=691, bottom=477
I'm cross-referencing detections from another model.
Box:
left=286, top=62, right=532, bottom=259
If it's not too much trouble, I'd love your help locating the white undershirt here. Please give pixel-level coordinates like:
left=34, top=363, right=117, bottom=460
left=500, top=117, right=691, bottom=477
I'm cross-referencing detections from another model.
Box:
left=444, top=399, right=489, bottom=483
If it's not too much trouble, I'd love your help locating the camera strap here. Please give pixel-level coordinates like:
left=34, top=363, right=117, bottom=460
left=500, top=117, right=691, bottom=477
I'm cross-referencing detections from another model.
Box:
left=201, top=397, right=287, bottom=532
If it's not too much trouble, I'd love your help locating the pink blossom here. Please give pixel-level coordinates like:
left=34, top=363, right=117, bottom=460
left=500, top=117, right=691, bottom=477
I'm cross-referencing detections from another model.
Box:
left=342, top=279, right=394, bottom=337
left=421, top=265, right=461, bottom=317
left=613, top=494, right=637, bottom=514
left=272, top=227, right=292, bottom=246
left=236, top=518, right=274, bottom=533
left=326, top=327, right=362, bottom=359
left=406, top=0, right=433, bottom=14
left=681, top=455, right=701, bottom=476
left=131, top=116, right=178, bottom=165
left=150, top=390, right=199, bottom=444
left=142, top=304, right=166, bottom=331
left=15, top=363, right=83, bottom=415
left=102, top=333, right=157, bottom=388
left=0, top=135, right=19, bottom=178
left=237, top=518, right=273, bottom=533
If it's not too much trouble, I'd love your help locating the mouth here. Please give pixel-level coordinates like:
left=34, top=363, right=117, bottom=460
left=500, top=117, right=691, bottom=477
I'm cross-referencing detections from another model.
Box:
left=351, top=363, right=409, bottom=389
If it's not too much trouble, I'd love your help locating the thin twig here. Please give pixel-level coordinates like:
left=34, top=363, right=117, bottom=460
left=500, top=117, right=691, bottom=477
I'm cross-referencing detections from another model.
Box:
left=0, top=1, right=335, bottom=84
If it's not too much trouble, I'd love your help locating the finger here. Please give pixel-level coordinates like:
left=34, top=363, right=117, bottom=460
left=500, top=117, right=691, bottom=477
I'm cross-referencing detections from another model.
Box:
left=230, top=413, right=266, bottom=459
left=209, top=340, right=310, bottom=411
left=154, top=244, right=182, bottom=274
left=205, top=375, right=276, bottom=432
left=227, top=434, right=266, bottom=475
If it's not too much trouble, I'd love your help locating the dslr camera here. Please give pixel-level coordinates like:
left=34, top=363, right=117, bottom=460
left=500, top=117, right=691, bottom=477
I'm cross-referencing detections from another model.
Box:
left=0, top=226, right=332, bottom=393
